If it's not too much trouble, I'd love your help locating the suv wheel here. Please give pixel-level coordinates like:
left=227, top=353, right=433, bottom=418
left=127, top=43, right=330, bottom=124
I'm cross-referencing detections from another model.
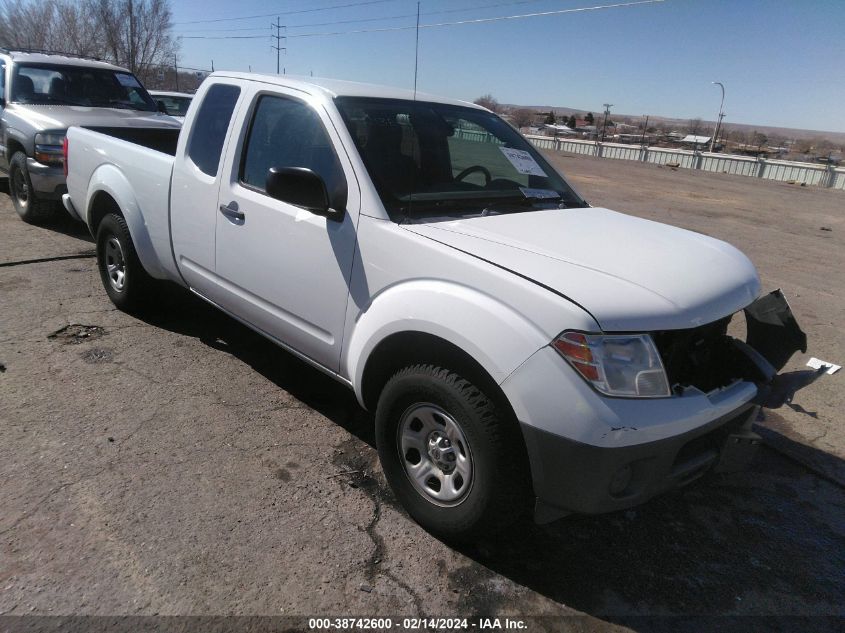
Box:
left=375, top=364, right=531, bottom=539
left=8, top=152, right=56, bottom=224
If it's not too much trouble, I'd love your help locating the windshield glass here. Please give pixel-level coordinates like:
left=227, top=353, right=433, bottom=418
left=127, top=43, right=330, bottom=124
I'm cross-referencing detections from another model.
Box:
left=153, top=94, right=192, bottom=116
left=335, top=96, right=587, bottom=220
left=11, top=64, right=157, bottom=111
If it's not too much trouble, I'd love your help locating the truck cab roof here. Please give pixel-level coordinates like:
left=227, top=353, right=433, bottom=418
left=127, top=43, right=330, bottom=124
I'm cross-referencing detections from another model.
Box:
left=210, top=71, right=485, bottom=110
left=0, top=49, right=130, bottom=73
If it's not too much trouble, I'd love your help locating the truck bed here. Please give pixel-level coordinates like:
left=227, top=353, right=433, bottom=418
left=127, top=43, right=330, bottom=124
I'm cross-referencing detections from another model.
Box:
left=65, top=125, right=180, bottom=281
left=81, top=126, right=180, bottom=156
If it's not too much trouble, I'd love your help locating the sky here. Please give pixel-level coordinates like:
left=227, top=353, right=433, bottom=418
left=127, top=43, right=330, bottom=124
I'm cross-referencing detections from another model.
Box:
left=169, top=0, right=845, bottom=133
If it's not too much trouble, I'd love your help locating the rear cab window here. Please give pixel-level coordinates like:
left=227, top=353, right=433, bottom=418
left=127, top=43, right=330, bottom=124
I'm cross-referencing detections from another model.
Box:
left=186, top=83, right=241, bottom=177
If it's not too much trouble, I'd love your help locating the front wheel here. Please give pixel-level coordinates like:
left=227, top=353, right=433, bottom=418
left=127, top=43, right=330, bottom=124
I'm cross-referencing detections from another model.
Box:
left=96, top=213, right=153, bottom=313
left=375, top=364, right=531, bottom=539
left=8, top=152, right=57, bottom=224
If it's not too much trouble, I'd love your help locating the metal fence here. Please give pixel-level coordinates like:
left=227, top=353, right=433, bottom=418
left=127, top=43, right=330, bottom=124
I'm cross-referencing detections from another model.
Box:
left=525, top=136, right=845, bottom=191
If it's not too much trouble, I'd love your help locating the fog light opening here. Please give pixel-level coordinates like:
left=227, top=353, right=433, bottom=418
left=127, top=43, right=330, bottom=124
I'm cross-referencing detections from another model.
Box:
left=609, top=464, right=633, bottom=497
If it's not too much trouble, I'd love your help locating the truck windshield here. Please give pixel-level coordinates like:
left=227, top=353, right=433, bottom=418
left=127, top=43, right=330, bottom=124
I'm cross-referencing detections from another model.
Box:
left=11, top=64, right=157, bottom=111
left=335, top=96, right=587, bottom=220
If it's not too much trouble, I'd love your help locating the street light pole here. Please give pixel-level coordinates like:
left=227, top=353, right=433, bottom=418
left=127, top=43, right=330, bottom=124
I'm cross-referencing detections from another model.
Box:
left=709, top=81, right=725, bottom=153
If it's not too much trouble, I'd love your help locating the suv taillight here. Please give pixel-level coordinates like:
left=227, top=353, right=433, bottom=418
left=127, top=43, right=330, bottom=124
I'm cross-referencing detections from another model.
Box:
left=62, top=137, right=69, bottom=178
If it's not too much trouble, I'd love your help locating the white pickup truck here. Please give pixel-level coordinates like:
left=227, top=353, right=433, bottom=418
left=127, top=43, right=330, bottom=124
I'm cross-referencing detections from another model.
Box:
left=63, top=72, right=823, bottom=537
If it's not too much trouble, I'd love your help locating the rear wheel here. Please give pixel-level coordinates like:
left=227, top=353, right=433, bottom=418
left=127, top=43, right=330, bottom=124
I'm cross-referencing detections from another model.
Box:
left=8, top=152, right=57, bottom=224
left=375, top=364, right=531, bottom=539
left=96, top=213, right=153, bottom=313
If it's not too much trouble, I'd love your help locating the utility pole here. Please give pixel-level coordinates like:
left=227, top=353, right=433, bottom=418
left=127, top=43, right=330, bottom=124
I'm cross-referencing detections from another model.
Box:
left=128, top=0, right=135, bottom=73
left=710, top=82, right=725, bottom=152
left=174, top=54, right=179, bottom=91
left=601, top=103, right=613, bottom=142
left=271, top=17, right=286, bottom=74
left=640, top=115, right=649, bottom=146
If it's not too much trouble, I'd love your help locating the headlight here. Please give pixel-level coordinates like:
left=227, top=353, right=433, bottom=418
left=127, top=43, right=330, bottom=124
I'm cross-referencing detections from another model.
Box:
left=35, top=131, right=67, bottom=146
left=34, top=131, right=67, bottom=165
left=552, top=331, right=670, bottom=398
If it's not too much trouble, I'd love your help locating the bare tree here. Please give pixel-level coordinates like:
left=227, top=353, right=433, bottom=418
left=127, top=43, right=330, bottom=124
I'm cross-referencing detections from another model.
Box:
left=686, top=118, right=703, bottom=136
left=473, top=94, right=500, bottom=113
left=91, top=0, right=178, bottom=83
left=511, top=108, right=534, bottom=129
left=0, top=0, right=59, bottom=50
left=58, top=0, right=105, bottom=59
left=0, top=0, right=178, bottom=85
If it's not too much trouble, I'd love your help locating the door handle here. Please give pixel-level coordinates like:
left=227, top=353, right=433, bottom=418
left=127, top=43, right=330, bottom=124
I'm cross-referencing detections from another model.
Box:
left=219, top=201, right=245, bottom=222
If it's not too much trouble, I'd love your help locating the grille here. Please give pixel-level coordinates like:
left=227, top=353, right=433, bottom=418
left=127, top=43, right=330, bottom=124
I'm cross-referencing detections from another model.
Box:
left=652, top=315, right=741, bottom=393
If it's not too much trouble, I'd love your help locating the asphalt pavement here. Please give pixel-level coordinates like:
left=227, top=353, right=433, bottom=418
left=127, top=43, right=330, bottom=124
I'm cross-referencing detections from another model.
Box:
left=0, top=161, right=843, bottom=632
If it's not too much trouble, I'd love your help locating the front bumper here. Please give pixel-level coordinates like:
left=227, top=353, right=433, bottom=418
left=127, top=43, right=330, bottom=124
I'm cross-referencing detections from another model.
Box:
left=502, top=345, right=761, bottom=521
left=522, top=401, right=759, bottom=521
left=503, top=289, right=823, bottom=524
left=26, top=158, right=67, bottom=199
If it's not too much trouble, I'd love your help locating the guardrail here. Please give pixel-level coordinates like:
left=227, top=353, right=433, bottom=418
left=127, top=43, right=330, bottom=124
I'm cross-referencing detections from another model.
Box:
left=524, top=135, right=845, bottom=191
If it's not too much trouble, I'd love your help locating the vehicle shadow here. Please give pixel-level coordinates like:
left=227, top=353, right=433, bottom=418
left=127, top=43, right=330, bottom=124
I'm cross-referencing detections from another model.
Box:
left=134, top=285, right=845, bottom=631
left=0, top=179, right=94, bottom=243
left=40, top=212, right=95, bottom=243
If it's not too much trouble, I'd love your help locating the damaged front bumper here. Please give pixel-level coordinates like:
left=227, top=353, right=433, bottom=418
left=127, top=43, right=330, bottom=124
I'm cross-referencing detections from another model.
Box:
left=737, top=289, right=826, bottom=408
left=503, top=289, right=825, bottom=524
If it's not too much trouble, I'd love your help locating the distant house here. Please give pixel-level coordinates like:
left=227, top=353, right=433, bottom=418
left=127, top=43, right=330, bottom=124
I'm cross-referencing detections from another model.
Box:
left=574, top=124, right=598, bottom=138
left=680, top=134, right=712, bottom=146
left=542, top=124, right=576, bottom=136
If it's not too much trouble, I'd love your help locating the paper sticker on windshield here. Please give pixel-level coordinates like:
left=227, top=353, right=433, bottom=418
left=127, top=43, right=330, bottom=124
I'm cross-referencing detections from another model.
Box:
left=116, top=73, right=141, bottom=88
left=499, top=147, right=547, bottom=177
left=519, top=187, right=560, bottom=199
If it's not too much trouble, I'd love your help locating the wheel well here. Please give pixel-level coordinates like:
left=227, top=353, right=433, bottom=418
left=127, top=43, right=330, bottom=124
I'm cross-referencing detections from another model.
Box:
left=88, top=191, right=122, bottom=236
left=360, top=331, right=516, bottom=419
left=6, top=140, right=26, bottom=159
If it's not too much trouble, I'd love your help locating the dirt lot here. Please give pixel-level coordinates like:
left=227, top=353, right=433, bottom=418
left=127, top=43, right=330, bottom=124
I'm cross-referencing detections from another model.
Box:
left=1, top=157, right=843, bottom=632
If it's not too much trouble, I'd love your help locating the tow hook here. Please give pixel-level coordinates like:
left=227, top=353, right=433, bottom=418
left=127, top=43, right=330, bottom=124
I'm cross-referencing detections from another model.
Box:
left=735, top=289, right=829, bottom=409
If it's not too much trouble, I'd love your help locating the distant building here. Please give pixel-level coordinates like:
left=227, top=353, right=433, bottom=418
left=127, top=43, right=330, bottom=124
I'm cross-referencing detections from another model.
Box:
left=680, top=134, right=712, bottom=146
left=542, top=124, right=575, bottom=136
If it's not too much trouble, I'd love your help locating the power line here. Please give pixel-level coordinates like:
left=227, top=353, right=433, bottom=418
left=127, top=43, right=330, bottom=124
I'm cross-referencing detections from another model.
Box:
left=178, top=26, right=271, bottom=33
left=180, top=35, right=269, bottom=39
left=175, top=0, right=576, bottom=34
left=281, top=0, right=553, bottom=30
left=177, top=0, right=666, bottom=40
left=285, top=0, right=666, bottom=39
left=173, top=0, right=397, bottom=26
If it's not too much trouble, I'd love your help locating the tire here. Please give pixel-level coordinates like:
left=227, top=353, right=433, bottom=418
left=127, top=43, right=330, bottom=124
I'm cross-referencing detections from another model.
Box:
left=375, top=364, right=531, bottom=539
left=96, top=213, right=153, bottom=313
left=8, top=152, right=57, bottom=224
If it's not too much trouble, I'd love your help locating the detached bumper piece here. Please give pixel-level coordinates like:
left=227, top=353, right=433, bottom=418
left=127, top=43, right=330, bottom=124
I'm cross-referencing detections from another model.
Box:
left=738, top=289, right=826, bottom=408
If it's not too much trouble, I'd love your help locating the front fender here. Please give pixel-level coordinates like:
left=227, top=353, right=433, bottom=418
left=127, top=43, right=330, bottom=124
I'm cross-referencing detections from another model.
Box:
left=86, top=164, right=166, bottom=279
left=343, top=279, right=564, bottom=408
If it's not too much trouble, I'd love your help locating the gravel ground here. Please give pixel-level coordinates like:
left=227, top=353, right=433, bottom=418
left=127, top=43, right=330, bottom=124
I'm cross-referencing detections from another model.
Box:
left=0, top=159, right=843, bottom=632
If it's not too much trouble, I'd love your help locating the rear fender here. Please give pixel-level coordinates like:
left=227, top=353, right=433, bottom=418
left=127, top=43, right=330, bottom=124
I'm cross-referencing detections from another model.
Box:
left=86, top=164, right=165, bottom=279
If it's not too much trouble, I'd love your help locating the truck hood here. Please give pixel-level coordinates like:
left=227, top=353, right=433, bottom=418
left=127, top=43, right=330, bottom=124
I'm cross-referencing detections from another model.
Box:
left=5, top=104, right=181, bottom=132
left=404, top=207, right=761, bottom=332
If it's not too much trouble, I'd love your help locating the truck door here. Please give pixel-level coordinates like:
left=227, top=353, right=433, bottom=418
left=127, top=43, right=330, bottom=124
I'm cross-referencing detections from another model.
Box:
left=212, top=88, right=360, bottom=372
left=170, top=81, right=243, bottom=295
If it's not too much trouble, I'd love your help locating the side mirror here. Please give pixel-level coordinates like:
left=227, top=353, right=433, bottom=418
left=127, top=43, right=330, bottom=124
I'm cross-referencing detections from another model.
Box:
left=266, top=167, right=346, bottom=221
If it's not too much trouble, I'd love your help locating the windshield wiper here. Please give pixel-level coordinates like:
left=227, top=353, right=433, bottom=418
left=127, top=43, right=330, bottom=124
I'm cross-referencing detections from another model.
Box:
left=481, top=194, right=563, bottom=216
